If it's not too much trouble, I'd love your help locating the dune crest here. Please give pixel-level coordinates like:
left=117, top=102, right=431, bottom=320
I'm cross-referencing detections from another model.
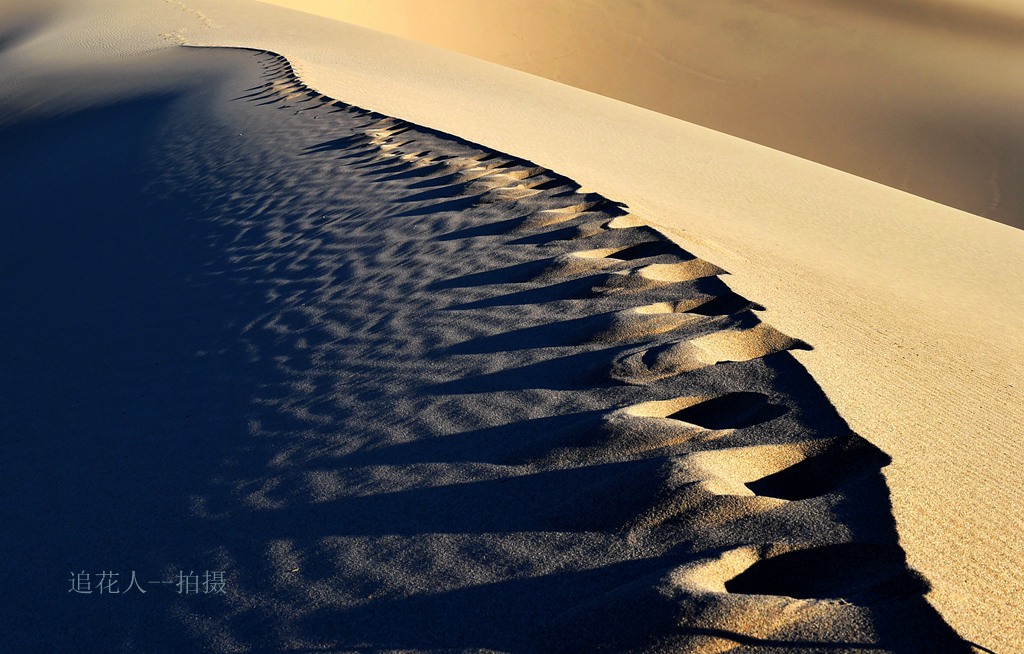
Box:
left=2, top=0, right=1022, bottom=651
left=1, top=40, right=972, bottom=651
left=261, top=0, right=1024, bottom=230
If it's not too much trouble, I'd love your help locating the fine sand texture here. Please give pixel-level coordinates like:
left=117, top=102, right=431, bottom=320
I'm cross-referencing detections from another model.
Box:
left=261, top=0, right=1024, bottom=230
left=2, top=0, right=1023, bottom=652
left=0, top=42, right=969, bottom=653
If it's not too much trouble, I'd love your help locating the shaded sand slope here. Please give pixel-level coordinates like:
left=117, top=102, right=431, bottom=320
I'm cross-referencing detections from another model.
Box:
left=2, top=1, right=1022, bottom=650
left=262, top=0, right=1024, bottom=229
left=156, top=2, right=1022, bottom=649
left=0, top=45, right=970, bottom=652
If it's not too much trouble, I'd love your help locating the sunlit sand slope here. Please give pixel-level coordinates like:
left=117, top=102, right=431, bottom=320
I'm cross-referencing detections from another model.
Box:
left=262, top=0, right=1024, bottom=230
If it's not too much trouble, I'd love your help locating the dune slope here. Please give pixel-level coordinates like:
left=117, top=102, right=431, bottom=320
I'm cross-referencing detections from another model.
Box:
left=1, top=41, right=972, bottom=653
left=1, top=0, right=1022, bottom=651
left=262, top=0, right=1024, bottom=230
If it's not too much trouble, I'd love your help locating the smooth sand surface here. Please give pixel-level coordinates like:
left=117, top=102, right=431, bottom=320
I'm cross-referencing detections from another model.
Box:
left=262, top=0, right=1024, bottom=230
left=1, top=0, right=1022, bottom=651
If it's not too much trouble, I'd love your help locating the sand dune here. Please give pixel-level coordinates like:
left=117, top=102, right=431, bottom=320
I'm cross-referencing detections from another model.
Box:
left=1, top=0, right=1022, bottom=652
left=261, top=0, right=1024, bottom=230
left=1, top=44, right=968, bottom=651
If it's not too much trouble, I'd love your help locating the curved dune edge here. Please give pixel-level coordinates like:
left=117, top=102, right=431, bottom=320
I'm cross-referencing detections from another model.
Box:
left=211, top=44, right=973, bottom=649
left=259, top=0, right=1024, bottom=231
left=0, top=32, right=975, bottom=648
left=176, top=7, right=1024, bottom=651
left=2, top=0, right=1021, bottom=650
left=233, top=47, right=974, bottom=651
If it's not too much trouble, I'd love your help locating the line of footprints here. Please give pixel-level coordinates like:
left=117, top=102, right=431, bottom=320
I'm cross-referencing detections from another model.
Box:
left=232, top=48, right=950, bottom=650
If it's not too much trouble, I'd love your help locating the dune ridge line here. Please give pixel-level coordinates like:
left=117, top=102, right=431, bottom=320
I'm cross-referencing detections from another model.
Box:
left=174, top=44, right=974, bottom=651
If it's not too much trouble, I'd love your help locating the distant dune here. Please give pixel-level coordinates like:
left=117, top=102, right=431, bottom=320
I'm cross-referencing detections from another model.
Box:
left=263, top=0, right=1024, bottom=230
